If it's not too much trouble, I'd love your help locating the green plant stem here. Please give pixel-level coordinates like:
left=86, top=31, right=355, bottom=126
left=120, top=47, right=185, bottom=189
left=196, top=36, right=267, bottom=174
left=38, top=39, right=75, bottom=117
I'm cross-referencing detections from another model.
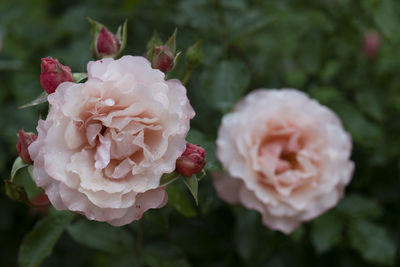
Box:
left=182, top=68, right=193, bottom=85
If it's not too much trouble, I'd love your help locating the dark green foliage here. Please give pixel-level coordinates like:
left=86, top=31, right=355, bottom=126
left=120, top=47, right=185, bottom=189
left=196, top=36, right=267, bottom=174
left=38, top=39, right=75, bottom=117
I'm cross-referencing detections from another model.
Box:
left=1, top=0, right=400, bottom=266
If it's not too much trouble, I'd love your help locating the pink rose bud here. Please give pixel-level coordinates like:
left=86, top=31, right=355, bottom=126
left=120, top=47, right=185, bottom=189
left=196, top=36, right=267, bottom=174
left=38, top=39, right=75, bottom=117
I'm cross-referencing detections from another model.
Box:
left=152, top=46, right=175, bottom=72
left=40, top=57, right=73, bottom=94
left=16, top=130, right=37, bottom=164
left=363, top=31, right=380, bottom=59
left=176, top=143, right=206, bottom=177
left=97, top=27, right=121, bottom=57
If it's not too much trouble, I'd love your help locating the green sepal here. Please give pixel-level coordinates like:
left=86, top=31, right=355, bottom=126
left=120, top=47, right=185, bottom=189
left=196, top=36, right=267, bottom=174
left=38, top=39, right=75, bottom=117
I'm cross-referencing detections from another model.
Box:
left=145, top=30, right=162, bottom=61
left=165, top=28, right=177, bottom=54
left=116, top=19, right=128, bottom=58
left=18, top=92, right=48, bottom=109
left=87, top=17, right=104, bottom=59
left=73, top=73, right=88, bottom=83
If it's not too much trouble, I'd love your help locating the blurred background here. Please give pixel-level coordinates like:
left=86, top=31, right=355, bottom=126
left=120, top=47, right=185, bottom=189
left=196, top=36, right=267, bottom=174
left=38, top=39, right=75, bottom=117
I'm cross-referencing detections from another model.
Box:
left=1, top=0, right=400, bottom=266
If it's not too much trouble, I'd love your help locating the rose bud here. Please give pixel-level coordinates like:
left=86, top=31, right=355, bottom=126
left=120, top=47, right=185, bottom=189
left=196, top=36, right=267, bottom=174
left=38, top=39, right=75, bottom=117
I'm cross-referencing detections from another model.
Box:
left=363, top=31, right=380, bottom=59
left=40, top=57, right=73, bottom=94
left=152, top=46, right=175, bottom=72
left=88, top=18, right=127, bottom=60
left=186, top=40, right=203, bottom=70
left=97, top=27, right=121, bottom=58
left=16, top=130, right=37, bottom=164
left=176, top=143, right=206, bottom=177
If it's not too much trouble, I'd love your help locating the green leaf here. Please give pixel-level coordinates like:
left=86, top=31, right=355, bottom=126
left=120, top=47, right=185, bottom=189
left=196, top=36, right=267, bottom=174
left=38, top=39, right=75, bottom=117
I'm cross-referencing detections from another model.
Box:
left=11, top=157, right=28, bottom=181
left=18, top=92, right=48, bottom=109
left=166, top=179, right=196, bottom=217
left=349, top=220, right=396, bottom=266
left=18, top=211, right=75, bottom=267
left=182, top=176, right=198, bottom=206
left=67, top=219, right=134, bottom=253
left=337, top=194, right=383, bottom=220
left=200, top=59, right=250, bottom=113
left=311, top=211, right=343, bottom=253
left=73, top=73, right=88, bottom=83
left=159, top=171, right=181, bottom=187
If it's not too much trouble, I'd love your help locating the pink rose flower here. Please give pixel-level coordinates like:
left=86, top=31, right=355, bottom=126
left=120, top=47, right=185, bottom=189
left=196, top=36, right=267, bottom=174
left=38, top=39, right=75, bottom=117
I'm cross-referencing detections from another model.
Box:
left=29, top=56, right=195, bottom=226
left=213, top=89, right=354, bottom=234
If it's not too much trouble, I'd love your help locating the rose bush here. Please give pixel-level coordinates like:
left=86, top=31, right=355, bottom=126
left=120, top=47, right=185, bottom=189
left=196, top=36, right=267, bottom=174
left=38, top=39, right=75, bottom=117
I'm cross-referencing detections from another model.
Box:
left=213, top=89, right=354, bottom=234
left=29, top=56, right=195, bottom=226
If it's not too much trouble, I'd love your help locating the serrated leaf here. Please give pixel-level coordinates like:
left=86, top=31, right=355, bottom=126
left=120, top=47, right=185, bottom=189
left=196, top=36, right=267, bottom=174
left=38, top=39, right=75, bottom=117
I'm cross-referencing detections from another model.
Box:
left=11, top=157, right=28, bottom=181
left=311, top=211, right=343, bottom=253
left=349, top=220, right=396, bottom=266
left=201, top=59, right=250, bottom=113
left=166, top=179, right=196, bottom=217
left=182, top=176, right=198, bottom=206
left=18, top=211, right=75, bottom=267
left=67, top=220, right=134, bottom=253
left=159, top=171, right=181, bottom=187
left=18, top=92, right=48, bottom=109
left=337, top=194, right=383, bottom=219
left=73, top=73, right=88, bottom=83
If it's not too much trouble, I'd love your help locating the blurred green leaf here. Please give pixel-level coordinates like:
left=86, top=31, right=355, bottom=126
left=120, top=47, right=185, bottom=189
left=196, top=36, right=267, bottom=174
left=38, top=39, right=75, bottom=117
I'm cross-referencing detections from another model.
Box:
left=374, top=0, right=399, bottom=38
left=67, top=219, right=134, bottom=253
left=337, top=194, right=383, bottom=219
left=349, top=220, right=396, bottom=266
left=166, top=179, right=196, bottom=217
left=311, top=211, right=343, bottom=253
left=201, top=59, right=250, bottom=113
left=18, top=211, right=75, bottom=267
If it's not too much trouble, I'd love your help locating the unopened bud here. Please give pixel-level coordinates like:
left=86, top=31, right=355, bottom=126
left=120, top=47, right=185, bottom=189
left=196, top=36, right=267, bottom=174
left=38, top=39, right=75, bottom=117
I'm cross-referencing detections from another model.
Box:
left=363, top=31, right=380, bottom=59
left=176, top=143, right=206, bottom=177
left=88, top=18, right=127, bottom=59
left=152, top=46, right=175, bottom=72
left=186, top=40, right=203, bottom=70
left=97, top=27, right=121, bottom=57
left=40, top=57, right=73, bottom=94
left=16, top=130, right=37, bottom=164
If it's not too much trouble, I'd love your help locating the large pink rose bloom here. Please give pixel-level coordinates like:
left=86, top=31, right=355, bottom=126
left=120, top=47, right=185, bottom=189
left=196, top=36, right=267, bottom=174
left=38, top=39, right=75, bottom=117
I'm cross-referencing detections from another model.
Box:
left=29, top=56, right=195, bottom=226
left=213, top=89, right=354, bottom=234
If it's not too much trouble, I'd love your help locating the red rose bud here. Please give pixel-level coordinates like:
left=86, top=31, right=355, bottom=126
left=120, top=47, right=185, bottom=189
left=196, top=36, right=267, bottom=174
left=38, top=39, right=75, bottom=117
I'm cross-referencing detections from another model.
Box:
left=16, top=130, right=37, bottom=164
left=363, top=31, right=380, bottom=59
left=40, top=57, right=73, bottom=94
left=176, top=143, right=206, bottom=177
left=97, top=27, right=121, bottom=57
left=152, top=46, right=175, bottom=72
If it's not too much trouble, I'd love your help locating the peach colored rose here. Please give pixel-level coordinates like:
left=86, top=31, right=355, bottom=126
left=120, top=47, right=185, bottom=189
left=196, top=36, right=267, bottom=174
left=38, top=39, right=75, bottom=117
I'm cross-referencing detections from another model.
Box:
left=29, top=56, right=195, bottom=226
left=213, top=89, right=354, bottom=234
